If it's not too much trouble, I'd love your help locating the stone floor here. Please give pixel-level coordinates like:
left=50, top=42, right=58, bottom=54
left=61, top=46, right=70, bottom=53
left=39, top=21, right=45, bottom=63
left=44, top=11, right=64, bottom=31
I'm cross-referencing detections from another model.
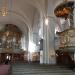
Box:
left=11, top=62, right=74, bottom=75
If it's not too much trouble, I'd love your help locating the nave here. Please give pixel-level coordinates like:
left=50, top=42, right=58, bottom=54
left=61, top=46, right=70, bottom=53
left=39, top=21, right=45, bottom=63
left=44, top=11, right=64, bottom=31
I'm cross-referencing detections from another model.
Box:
left=0, top=0, right=75, bottom=75
left=11, top=62, right=74, bottom=75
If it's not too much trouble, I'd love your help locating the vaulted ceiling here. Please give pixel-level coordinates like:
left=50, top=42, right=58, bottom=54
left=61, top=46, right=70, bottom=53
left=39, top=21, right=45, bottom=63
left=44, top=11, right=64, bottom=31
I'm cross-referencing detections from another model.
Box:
left=0, top=0, right=46, bottom=34
left=0, top=0, right=73, bottom=34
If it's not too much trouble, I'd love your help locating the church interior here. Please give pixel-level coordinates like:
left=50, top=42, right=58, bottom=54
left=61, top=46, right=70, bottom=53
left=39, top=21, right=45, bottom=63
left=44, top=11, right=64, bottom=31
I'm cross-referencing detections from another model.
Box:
left=0, top=0, right=75, bottom=75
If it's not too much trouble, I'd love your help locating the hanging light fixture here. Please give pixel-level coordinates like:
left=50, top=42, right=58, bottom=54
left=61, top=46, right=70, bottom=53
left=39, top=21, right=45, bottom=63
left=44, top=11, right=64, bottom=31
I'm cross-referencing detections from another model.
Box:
left=0, top=0, right=8, bottom=16
left=1, top=7, right=8, bottom=16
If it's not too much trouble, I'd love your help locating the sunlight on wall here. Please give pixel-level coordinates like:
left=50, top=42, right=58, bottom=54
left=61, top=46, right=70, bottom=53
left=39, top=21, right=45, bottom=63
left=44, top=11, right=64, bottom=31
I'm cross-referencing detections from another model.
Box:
left=39, top=28, right=43, bottom=39
left=60, top=18, right=65, bottom=25
left=39, top=28, right=41, bottom=36
left=55, top=27, right=60, bottom=34
left=45, top=18, right=49, bottom=26
left=28, top=41, right=36, bottom=53
left=21, top=36, right=26, bottom=51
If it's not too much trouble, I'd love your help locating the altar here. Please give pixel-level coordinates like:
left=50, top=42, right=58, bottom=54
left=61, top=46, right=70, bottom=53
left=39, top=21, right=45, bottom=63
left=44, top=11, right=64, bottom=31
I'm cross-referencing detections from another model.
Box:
left=0, top=24, right=28, bottom=63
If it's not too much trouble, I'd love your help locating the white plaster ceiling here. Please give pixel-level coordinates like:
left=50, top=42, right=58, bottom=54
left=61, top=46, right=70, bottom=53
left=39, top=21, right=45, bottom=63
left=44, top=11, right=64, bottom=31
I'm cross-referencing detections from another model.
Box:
left=0, top=0, right=73, bottom=34
left=0, top=0, right=46, bottom=34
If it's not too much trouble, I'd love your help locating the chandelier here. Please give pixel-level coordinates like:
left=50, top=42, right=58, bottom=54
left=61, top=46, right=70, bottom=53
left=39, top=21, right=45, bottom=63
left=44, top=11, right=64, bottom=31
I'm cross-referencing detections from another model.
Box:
left=0, top=0, right=8, bottom=16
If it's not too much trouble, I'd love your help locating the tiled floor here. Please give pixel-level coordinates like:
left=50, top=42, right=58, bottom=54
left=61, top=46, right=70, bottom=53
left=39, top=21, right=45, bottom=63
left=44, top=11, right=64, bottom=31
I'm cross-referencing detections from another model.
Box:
left=11, top=63, right=74, bottom=75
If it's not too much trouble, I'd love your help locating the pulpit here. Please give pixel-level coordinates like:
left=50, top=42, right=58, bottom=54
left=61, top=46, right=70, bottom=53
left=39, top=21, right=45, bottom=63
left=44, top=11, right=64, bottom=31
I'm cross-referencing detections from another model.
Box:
left=57, top=28, right=75, bottom=52
left=54, top=1, right=75, bottom=68
left=56, top=28, right=74, bottom=68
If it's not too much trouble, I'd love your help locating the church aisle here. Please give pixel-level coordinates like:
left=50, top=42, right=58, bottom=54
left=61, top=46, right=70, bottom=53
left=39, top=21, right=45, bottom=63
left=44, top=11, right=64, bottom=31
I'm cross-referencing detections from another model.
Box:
left=11, top=62, right=74, bottom=75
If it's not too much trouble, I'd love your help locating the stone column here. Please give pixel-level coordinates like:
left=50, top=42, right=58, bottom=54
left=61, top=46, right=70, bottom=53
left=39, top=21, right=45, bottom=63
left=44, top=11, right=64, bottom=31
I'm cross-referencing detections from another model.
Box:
left=43, top=0, right=56, bottom=64
left=43, top=23, right=49, bottom=64
left=43, top=17, right=56, bottom=64
left=28, top=29, right=34, bottom=62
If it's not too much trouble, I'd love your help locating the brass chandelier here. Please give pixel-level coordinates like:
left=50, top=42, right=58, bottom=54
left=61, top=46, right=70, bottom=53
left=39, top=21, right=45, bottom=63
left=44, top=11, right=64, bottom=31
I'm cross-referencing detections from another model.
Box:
left=0, top=0, right=8, bottom=16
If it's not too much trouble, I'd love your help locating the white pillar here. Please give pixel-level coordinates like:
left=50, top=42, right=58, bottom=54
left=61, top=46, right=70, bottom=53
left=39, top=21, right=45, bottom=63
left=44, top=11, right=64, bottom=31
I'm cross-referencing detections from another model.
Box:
left=43, top=17, right=56, bottom=64
left=40, top=50, right=43, bottom=64
left=28, top=29, right=33, bottom=61
left=43, top=0, right=56, bottom=64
